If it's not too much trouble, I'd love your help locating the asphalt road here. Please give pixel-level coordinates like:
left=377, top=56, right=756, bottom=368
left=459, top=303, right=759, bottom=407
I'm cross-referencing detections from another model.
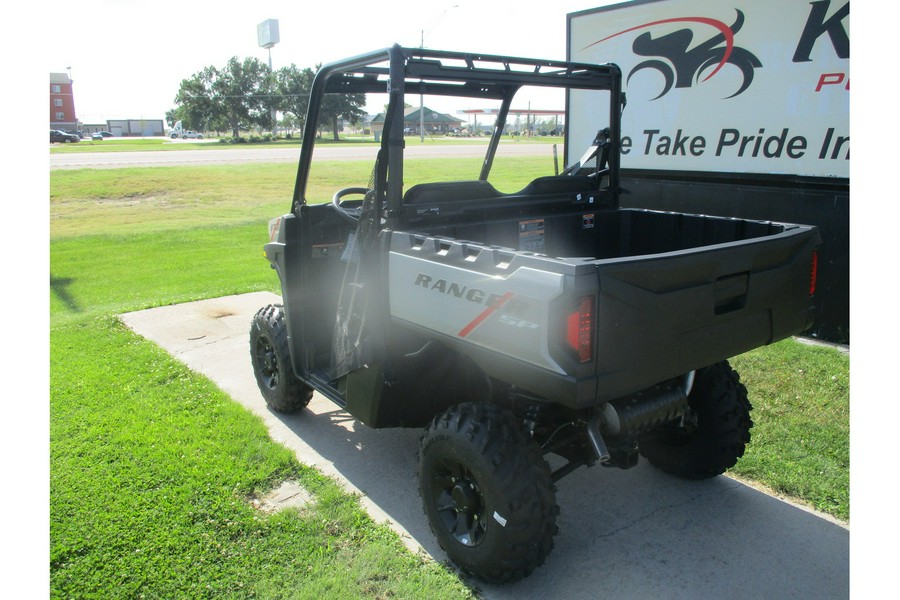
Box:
left=122, top=291, right=850, bottom=600
left=49, top=141, right=553, bottom=170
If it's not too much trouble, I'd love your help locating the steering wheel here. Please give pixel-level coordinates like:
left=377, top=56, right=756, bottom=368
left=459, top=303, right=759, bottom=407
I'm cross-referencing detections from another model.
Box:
left=332, top=187, right=370, bottom=223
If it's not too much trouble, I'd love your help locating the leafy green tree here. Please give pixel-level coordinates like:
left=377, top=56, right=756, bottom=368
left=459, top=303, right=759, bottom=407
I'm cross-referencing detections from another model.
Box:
left=172, top=57, right=367, bottom=139
left=172, top=67, right=217, bottom=132
left=172, top=57, right=274, bottom=138
left=275, top=64, right=315, bottom=136
left=320, top=92, right=367, bottom=141
left=211, top=57, right=273, bottom=137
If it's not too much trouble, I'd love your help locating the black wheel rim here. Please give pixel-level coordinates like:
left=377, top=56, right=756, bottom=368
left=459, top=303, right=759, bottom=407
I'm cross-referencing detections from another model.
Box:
left=431, top=459, right=487, bottom=547
left=254, top=334, right=279, bottom=390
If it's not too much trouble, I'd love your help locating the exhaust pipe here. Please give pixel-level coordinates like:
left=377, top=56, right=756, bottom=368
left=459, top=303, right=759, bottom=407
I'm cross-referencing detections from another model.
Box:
left=600, top=372, right=695, bottom=438
left=579, top=372, right=695, bottom=467
left=586, top=415, right=611, bottom=464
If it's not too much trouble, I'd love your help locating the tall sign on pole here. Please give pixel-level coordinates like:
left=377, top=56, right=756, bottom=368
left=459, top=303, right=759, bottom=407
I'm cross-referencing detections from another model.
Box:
left=258, top=19, right=280, bottom=134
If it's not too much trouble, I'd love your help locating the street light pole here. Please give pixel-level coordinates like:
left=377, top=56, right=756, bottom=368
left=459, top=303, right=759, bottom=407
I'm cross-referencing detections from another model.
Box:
left=257, top=19, right=280, bottom=136
left=420, top=4, right=458, bottom=142
left=420, top=29, right=425, bottom=142
left=267, top=47, right=276, bottom=135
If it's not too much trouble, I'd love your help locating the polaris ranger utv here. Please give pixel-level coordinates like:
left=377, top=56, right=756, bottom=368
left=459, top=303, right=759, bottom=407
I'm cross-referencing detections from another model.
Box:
left=250, top=45, right=820, bottom=583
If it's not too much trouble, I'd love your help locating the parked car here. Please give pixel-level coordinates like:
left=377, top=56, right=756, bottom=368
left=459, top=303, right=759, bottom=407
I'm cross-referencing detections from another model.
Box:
left=50, top=130, right=80, bottom=143
left=91, top=131, right=114, bottom=139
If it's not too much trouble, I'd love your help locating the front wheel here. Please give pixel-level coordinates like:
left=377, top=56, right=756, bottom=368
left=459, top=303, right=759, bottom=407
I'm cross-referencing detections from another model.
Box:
left=249, top=304, right=313, bottom=413
left=638, top=360, right=753, bottom=479
left=418, top=403, right=558, bottom=583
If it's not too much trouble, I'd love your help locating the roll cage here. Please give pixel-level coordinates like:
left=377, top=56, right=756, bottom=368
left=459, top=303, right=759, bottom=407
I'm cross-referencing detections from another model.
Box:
left=291, top=44, right=624, bottom=225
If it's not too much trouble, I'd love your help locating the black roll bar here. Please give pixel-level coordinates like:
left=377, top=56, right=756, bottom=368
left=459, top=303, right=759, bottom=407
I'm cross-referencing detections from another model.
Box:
left=292, top=45, right=623, bottom=215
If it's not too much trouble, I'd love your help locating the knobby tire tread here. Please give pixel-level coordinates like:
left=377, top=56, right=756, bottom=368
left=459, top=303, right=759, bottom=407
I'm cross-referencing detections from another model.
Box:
left=419, top=402, right=558, bottom=583
left=639, top=361, right=753, bottom=480
left=250, top=304, right=313, bottom=413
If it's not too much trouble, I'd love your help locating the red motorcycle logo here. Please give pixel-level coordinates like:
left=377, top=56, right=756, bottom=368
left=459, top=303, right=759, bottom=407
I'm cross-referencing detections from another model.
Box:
left=582, top=10, right=762, bottom=99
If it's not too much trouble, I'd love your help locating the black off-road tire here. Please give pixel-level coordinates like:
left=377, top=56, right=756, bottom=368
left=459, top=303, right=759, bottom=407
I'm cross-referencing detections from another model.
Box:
left=418, top=403, right=558, bottom=583
left=249, top=304, right=313, bottom=413
left=638, top=360, right=753, bottom=480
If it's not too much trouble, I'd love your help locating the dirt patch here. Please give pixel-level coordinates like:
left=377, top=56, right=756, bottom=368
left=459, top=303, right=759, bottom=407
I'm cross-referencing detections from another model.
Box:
left=250, top=480, right=316, bottom=514
left=93, top=193, right=174, bottom=209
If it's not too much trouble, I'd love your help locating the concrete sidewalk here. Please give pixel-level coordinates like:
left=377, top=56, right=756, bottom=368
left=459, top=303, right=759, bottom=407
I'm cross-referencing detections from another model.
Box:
left=122, top=292, right=849, bottom=599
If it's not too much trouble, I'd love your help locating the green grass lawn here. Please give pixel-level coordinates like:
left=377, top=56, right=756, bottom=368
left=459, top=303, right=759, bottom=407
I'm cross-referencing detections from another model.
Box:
left=51, top=315, right=474, bottom=599
left=49, top=155, right=562, bottom=238
left=730, top=341, right=849, bottom=518
left=49, top=227, right=478, bottom=598
left=49, top=159, right=848, bottom=597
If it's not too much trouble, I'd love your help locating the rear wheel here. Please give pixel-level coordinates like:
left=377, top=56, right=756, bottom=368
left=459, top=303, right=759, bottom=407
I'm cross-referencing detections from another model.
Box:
left=639, top=360, right=752, bottom=479
left=250, top=304, right=313, bottom=413
left=418, top=403, right=558, bottom=583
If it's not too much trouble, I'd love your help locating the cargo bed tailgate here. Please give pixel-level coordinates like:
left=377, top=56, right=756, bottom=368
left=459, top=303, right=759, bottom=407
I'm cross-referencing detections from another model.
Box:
left=591, top=223, right=820, bottom=402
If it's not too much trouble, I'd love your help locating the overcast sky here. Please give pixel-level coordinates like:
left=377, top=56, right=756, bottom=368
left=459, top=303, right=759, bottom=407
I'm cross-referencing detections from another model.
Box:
left=43, top=0, right=626, bottom=124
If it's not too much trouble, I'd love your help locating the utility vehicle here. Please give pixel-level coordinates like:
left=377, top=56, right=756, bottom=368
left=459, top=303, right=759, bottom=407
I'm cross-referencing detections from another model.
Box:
left=250, top=45, right=820, bottom=582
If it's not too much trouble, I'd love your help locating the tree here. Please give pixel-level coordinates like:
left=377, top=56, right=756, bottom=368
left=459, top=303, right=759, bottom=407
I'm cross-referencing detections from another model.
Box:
left=172, top=57, right=274, bottom=138
left=172, top=66, right=217, bottom=131
left=211, top=56, right=273, bottom=138
left=275, top=64, right=315, bottom=136
left=280, top=113, right=298, bottom=132
left=173, top=58, right=346, bottom=138
left=319, top=92, right=367, bottom=141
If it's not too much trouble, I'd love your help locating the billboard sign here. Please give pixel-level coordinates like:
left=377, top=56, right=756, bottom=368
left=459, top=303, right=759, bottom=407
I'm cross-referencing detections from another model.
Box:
left=258, top=19, right=280, bottom=49
left=567, top=0, right=849, bottom=178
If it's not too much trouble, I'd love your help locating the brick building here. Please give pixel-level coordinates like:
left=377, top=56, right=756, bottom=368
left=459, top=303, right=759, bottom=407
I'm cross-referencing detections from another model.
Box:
left=50, top=72, right=78, bottom=132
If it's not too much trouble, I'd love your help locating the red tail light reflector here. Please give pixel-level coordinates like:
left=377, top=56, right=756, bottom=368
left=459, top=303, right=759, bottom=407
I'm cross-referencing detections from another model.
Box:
left=809, top=251, right=818, bottom=296
left=566, top=296, right=594, bottom=363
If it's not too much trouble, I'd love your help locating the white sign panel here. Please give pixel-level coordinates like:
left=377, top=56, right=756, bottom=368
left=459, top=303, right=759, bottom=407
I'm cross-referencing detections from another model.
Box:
left=568, top=0, right=849, bottom=178
left=257, top=19, right=280, bottom=49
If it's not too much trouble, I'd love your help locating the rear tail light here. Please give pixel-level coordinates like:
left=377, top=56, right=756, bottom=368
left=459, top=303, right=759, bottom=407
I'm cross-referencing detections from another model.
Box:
left=566, top=296, right=594, bottom=363
left=809, top=251, right=818, bottom=296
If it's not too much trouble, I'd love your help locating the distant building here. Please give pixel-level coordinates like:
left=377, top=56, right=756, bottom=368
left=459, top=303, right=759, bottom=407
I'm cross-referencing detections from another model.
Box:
left=50, top=72, right=78, bottom=132
left=106, top=119, right=166, bottom=137
left=369, top=106, right=464, bottom=139
left=79, top=120, right=166, bottom=137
